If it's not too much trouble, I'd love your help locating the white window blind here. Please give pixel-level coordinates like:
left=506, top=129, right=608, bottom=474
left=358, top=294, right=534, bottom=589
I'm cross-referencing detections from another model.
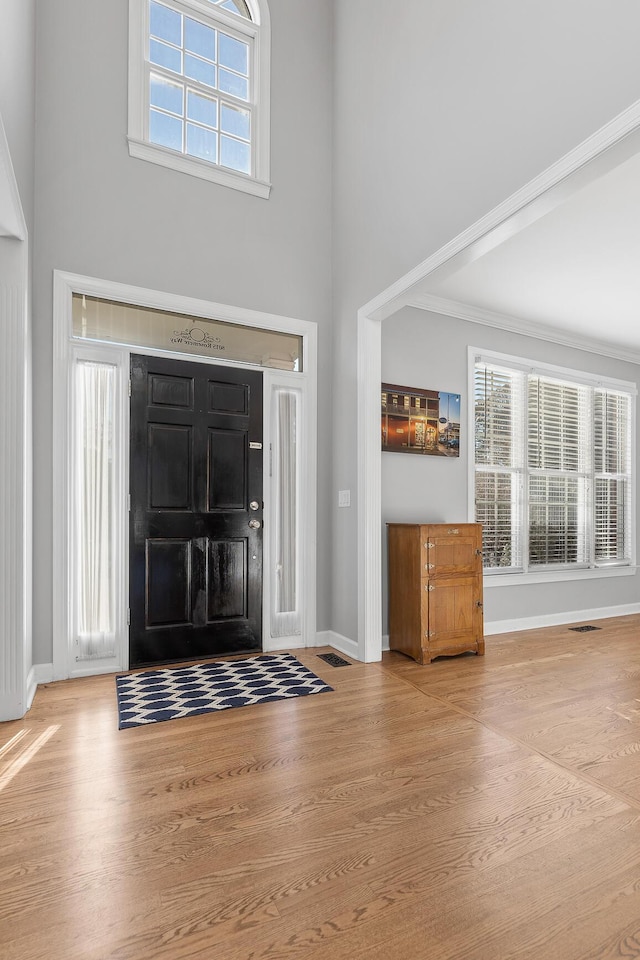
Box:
left=594, top=391, right=631, bottom=564
left=474, top=355, right=633, bottom=575
left=474, top=363, right=524, bottom=571
left=527, top=376, right=590, bottom=567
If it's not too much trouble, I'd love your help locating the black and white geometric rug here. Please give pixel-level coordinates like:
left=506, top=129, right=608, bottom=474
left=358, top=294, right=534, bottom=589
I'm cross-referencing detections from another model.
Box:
left=115, top=653, right=333, bottom=729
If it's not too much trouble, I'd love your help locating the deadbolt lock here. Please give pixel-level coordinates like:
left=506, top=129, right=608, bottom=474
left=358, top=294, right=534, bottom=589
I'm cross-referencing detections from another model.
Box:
left=249, top=500, right=260, bottom=511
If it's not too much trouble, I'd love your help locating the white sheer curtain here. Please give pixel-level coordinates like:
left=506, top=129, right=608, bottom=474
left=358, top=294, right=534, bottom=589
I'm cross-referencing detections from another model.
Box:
left=272, top=387, right=301, bottom=638
left=75, top=360, right=116, bottom=660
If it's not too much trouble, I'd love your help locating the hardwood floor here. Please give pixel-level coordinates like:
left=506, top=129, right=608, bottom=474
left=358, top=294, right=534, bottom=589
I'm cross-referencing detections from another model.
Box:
left=3, top=618, right=640, bottom=960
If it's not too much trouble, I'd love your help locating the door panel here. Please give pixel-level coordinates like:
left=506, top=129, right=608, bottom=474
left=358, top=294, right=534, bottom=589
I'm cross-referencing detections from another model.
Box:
left=130, top=354, right=263, bottom=667
left=148, top=425, right=193, bottom=509
left=149, top=373, right=194, bottom=409
left=209, top=539, right=246, bottom=619
left=145, top=539, right=193, bottom=626
left=209, top=380, right=249, bottom=414
left=208, top=429, right=247, bottom=509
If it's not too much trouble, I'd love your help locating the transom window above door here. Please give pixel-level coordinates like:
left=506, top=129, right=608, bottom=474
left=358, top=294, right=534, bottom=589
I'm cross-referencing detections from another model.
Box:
left=128, top=0, right=271, bottom=198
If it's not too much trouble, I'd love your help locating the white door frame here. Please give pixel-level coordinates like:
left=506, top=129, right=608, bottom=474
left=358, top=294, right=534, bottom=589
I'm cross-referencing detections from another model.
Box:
left=52, top=270, right=317, bottom=679
left=357, top=99, right=640, bottom=663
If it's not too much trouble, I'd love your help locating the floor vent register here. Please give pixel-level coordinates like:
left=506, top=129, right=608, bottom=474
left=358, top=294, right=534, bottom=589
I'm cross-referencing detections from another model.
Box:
left=317, top=653, right=352, bottom=667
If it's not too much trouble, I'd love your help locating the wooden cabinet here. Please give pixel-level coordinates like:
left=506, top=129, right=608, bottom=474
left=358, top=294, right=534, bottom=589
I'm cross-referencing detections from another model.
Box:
left=387, top=523, right=484, bottom=665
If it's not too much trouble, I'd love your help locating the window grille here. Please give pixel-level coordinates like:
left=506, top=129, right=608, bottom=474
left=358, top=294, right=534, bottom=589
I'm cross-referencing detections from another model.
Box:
left=129, top=0, right=271, bottom=196
left=474, top=355, right=633, bottom=574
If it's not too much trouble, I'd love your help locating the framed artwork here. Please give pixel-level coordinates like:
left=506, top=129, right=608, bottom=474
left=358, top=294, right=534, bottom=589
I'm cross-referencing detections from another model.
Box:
left=381, top=383, right=460, bottom=457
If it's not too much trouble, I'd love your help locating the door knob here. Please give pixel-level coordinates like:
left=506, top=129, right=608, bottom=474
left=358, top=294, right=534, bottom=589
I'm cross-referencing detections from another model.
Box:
left=249, top=500, right=260, bottom=511
left=248, top=519, right=261, bottom=529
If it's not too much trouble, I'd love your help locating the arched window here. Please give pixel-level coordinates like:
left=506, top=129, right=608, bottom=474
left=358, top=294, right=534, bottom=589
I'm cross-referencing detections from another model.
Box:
left=128, top=0, right=271, bottom=197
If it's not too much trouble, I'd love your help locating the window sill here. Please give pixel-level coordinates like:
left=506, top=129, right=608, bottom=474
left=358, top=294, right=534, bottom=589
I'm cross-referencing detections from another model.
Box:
left=484, top=565, right=637, bottom=587
left=128, top=138, right=272, bottom=199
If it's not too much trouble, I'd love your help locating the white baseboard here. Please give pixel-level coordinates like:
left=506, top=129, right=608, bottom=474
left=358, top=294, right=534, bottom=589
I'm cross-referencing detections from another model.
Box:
left=26, top=663, right=54, bottom=711
left=0, top=663, right=53, bottom=722
left=262, top=637, right=306, bottom=653
left=26, top=666, right=38, bottom=712
left=0, top=695, right=26, bottom=723
left=33, top=662, right=54, bottom=684
left=316, top=630, right=359, bottom=660
left=485, top=603, right=640, bottom=636
left=25, top=606, right=637, bottom=708
left=382, top=605, right=640, bottom=647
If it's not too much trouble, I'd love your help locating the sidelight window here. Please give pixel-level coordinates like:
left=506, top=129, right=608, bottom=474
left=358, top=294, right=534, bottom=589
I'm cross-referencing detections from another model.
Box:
left=270, top=386, right=301, bottom=638
left=74, top=359, right=118, bottom=661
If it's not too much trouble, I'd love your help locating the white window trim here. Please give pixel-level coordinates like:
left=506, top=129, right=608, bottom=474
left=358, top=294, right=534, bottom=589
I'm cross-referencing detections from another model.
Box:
left=467, top=345, right=637, bottom=587
left=128, top=0, right=271, bottom=198
left=52, top=271, right=316, bottom=680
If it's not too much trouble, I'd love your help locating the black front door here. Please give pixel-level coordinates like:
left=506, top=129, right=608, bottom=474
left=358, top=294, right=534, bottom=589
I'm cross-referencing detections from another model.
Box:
left=129, top=354, right=263, bottom=668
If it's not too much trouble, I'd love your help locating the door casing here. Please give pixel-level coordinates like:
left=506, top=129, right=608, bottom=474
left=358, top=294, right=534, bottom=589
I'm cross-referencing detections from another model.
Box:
left=52, top=271, right=317, bottom=680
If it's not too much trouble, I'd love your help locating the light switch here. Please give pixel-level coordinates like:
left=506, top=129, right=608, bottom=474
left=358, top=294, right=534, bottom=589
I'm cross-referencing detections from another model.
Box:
left=338, top=490, right=351, bottom=508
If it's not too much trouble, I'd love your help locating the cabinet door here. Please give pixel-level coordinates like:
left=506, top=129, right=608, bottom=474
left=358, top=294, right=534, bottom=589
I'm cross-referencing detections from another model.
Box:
left=427, top=575, right=482, bottom=652
left=424, top=525, right=482, bottom=578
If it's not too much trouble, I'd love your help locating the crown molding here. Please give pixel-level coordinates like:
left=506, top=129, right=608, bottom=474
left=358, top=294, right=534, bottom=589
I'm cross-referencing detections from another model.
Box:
left=406, top=293, right=640, bottom=366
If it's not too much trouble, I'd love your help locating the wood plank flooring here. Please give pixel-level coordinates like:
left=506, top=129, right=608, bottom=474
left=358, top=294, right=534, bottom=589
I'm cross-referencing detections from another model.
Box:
left=2, top=617, right=640, bottom=959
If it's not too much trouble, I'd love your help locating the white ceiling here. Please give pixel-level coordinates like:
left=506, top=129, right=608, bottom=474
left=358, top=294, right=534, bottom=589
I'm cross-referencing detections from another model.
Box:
left=418, top=148, right=640, bottom=354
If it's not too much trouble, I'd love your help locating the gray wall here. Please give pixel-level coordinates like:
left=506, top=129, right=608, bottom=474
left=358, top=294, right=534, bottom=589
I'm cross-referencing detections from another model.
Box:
left=32, top=0, right=334, bottom=664
left=333, top=0, right=640, bottom=645
left=21, top=0, right=640, bottom=660
left=381, top=307, right=640, bottom=631
left=0, top=0, right=36, bottom=230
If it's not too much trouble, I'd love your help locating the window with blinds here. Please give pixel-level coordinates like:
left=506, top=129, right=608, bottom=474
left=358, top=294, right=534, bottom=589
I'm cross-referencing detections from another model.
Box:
left=474, top=354, right=634, bottom=574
